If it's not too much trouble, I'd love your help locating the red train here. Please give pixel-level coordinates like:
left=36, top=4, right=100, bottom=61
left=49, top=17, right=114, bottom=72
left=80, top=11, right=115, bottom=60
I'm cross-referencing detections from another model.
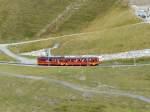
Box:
left=37, top=56, right=100, bottom=66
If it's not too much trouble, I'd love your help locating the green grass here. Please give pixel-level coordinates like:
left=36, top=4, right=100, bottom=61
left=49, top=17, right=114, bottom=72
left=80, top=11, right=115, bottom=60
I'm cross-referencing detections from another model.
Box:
left=54, top=0, right=122, bottom=35
left=0, top=64, right=149, bottom=111
left=2, top=0, right=148, bottom=56
left=0, top=0, right=75, bottom=43
left=0, top=0, right=133, bottom=43
left=8, top=2, right=145, bottom=55
left=53, top=23, right=150, bottom=55
left=0, top=52, right=15, bottom=61
left=102, top=57, right=150, bottom=65
left=0, top=77, right=148, bottom=112
left=84, top=7, right=140, bottom=32
left=0, top=1, right=150, bottom=111
left=10, top=23, right=150, bottom=55
left=0, top=64, right=150, bottom=97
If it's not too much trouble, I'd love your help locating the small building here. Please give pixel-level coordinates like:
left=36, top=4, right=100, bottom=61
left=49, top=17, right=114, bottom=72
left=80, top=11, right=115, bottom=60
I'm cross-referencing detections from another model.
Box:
left=137, top=9, right=147, bottom=18
left=136, top=7, right=150, bottom=19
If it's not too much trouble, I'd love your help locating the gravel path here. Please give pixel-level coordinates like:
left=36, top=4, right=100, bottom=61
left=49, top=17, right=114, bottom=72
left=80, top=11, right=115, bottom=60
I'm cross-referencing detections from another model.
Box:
left=0, top=71, right=150, bottom=103
left=36, top=0, right=89, bottom=37
left=1, top=22, right=144, bottom=46
left=101, top=49, right=150, bottom=61
left=0, top=44, right=36, bottom=64
left=21, top=48, right=150, bottom=61
left=0, top=22, right=149, bottom=63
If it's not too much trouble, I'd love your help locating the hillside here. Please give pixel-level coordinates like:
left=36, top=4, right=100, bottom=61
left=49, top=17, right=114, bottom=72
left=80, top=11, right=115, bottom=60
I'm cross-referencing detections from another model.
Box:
left=0, top=0, right=130, bottom=43
left=0, top=0, right=75, bottom=43
left=0, top=64, right=150, bottom=112
left=10, top=3, right=144, bottom=55
left=1, top=0, right=150, bottom=56
left=0, top=1, right=150, bottom=112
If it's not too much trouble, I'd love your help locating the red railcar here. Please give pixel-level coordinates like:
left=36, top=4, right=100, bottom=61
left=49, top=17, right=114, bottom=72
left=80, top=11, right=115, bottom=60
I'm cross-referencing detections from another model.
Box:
left=37, top=56, right=100, bottom=66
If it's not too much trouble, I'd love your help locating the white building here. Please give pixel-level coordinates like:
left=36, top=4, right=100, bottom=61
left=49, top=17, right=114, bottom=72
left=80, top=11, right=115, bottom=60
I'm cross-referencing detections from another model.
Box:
left=134, top=6, right=150, bottom=21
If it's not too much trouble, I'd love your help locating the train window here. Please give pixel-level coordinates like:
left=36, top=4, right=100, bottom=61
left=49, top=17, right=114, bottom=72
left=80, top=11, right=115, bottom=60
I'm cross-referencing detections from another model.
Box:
left=39, top=57, right=48, bottom=61
left=72, top=58, right=76, bottom=62
left=86, top=58, right=88, bottom=61
left=56, top=58, right=59, bottom=62
left=82, top=58, right=86, bottom=62
left=95, top=58, right=98, bottom=61
left=92, top=58, right=97, bottom=62
left=81, top=59, right=84, bottom=62
left=52, top=58, right=56, bottom=62
left=70, top=59, right=73, bottom=62
left=60, top=58, right=64, bottom=62
left=75, top=58, right=78, bottom=62
left=77, top=59, right=81, bottom=62
left=89, top=58, right=94, bottom=62
left=48, top=58, right=52, bottom=61
left=65, top=58, right=69, bottom=62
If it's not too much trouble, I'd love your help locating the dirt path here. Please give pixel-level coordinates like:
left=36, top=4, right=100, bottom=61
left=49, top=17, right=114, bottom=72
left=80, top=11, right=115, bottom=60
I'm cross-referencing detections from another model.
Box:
left=36, top=0, right=89, bottom=37
left=0, top=44, right=36, bottom=64
left=0, top=22, right=148, bottom=63
left=21, top=48, right=150, bottom=61
left=101, top=49, right=150, bottom=61
left=1, top=22, right=144, bottom=46
left=0, top=71, right=150, bottom=103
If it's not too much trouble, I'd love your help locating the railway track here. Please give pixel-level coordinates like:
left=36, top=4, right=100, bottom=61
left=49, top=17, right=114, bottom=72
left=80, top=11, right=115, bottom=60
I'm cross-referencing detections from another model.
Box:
left=1, top=61, right=150, bottom=68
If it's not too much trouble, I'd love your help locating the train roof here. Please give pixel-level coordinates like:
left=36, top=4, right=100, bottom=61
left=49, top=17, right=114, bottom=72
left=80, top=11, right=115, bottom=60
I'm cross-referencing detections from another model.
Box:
left=38, top=55, right=100, bottom=58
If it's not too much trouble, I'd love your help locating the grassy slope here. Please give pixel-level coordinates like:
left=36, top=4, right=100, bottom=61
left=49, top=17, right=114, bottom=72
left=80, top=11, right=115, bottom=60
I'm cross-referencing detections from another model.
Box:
left=54, top=0, right=120, bottom=35
left=103, top=57, right=150, bottom=65
left=2, top=0, right=150, bottom=60
left=83, top=7, right=140, bottom=31
left=0, top=52, right=15, bottom=61
left=3, top=0, right=149, bottom=56
left=54, top=23, right=150, bottom=55
left=0, top=65, right=149, bottom=112
left=0, top=0, right=121, bottom=43
left=0, top=0, right=75, bottom=43
left=0, top=65, right=150, bottom=97
left=10, top=6, right=145, bottom=55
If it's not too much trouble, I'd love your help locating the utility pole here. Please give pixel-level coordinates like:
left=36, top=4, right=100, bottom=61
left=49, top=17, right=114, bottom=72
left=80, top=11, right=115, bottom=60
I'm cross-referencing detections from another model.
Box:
left=46, top=43, right=59, bottom=57
left=133, top=53, right=137, bottom=66
left=48, top=48, right=51, bottom=57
